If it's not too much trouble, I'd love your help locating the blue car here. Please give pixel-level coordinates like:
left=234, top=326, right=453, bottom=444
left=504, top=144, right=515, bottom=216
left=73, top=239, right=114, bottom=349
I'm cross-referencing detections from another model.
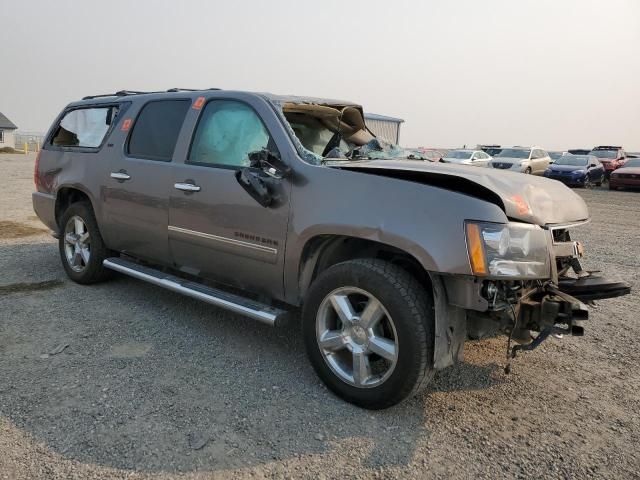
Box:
left=543, top=155, right=605, bottom=187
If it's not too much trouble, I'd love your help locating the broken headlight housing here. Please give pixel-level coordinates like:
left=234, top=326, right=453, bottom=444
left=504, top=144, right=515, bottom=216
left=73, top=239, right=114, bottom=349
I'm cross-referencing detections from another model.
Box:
left=465, top=221, right=550, bottom=278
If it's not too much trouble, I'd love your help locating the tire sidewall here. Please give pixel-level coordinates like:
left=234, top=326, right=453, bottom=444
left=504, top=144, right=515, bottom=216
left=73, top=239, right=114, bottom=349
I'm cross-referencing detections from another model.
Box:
left=58, top=202, right=109, bottom=284
left=302, top=261, right=433, bottom=409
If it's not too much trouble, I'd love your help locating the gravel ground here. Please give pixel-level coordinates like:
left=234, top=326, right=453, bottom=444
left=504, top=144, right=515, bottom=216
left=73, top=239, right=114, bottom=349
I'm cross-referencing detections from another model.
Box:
left=1, top=153, right=639, bottom=479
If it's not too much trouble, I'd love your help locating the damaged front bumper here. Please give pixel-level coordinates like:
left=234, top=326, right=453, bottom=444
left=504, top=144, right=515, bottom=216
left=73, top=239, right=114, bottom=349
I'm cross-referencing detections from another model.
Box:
left=433, top=222, right=631, bottom=370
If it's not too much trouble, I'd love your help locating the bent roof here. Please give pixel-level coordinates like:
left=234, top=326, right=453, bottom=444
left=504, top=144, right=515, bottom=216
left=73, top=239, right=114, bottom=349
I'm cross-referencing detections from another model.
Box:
left=363, top=112, right=404, bottom=123
left=0, top=112, right=17, bottom=130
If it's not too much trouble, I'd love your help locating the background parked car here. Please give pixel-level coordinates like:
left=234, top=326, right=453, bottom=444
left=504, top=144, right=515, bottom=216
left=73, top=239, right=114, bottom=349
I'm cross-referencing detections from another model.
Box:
left=441, top=149, right=491, bottom=167
left=609, top=158, right=640, bottom=190
left=548, top=151, right=569, bottom=164
left=489, top=146, right=551, bottom=175
left=416, top=147, right=449, bottom=162
left=477, top=144, right=503, bottom=156
left=588, top=146, right=628, bottom=178
left=543, top=154, right=604, bottom=187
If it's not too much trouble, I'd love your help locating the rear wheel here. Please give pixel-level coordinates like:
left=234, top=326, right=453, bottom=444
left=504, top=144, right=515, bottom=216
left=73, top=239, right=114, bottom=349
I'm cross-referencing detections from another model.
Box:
left=59, top=202, right=113, bottom=284
left=303, top=259, right=434, bottom=409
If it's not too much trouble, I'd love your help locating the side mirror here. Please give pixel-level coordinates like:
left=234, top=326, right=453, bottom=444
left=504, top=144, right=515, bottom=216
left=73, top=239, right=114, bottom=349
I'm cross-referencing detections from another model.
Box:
left=235, top=168, right=272, bottom=208
left=248, top=149, right=291, bottom=180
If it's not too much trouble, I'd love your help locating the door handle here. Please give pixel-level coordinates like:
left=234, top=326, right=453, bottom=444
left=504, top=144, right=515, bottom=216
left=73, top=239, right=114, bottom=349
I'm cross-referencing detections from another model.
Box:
left=110, top=171, right=131, bottom=181
left=174, top=182, right=201, bottom=192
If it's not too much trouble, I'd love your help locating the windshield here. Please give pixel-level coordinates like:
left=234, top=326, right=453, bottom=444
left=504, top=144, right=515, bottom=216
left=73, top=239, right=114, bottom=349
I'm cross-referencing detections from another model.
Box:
left=590, top=150, right=617, bottom=159
left=623, top=159, right=640, bottom=168
left=549, top=152, right=564, bottom=160
left=554, top=156, right=589, bottom=166
left=280, top=102, right=423, bottom=162
left=495, top=149, right=530, bottom=159
left=445, top=150, right=473, bottom=160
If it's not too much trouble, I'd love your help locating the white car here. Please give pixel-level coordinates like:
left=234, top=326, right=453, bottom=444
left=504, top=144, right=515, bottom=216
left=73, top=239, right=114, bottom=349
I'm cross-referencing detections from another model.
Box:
left=441, top=149, right=492, bottom=167
left=489, top=147, right=551, bottom=175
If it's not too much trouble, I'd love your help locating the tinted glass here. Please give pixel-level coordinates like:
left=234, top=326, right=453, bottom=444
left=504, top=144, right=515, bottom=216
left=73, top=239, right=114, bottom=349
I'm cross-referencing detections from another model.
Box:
left=189, top=100, right=274, bottom=167
left=589, top=150, right=617, bottom=159
left=445, top=150, right=473, bottom=159
left=496, top=149, right=530, bottom=159
left=624, top=159, right=640, bottom=168
left=51, top=107, right=118, bottom=148
left=554, top=156, right=589, bottom=166
left=128, top=100, right=190, bottom=161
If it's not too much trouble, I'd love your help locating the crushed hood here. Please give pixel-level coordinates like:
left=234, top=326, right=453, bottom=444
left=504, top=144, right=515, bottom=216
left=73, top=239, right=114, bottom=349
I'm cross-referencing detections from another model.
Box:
left=331, top=160, right=589, bottom=226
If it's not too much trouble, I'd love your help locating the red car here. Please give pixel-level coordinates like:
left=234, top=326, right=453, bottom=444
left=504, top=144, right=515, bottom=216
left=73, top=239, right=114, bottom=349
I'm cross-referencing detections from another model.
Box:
left=609, top=158, right=640, bottom=190
left=588, top=146, right=628, bottom=178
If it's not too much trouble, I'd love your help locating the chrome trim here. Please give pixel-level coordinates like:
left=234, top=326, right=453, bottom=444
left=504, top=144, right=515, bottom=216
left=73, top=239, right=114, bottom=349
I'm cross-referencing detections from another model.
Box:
left=103, top=259, right=279, bottom=326
left=546, top=219, right=591, bottom=231
left=168, top=226, right=278, bottom=255
left=110, top=172, right=131, bottom=180
left=174, top=182, right=201, bottom=192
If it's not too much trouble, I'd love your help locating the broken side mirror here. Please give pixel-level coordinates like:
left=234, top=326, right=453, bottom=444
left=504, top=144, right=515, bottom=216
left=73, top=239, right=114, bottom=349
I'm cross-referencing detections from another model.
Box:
left=248, top=149, right=292, bottom=180
left=235, top=168, right=273, bottom=208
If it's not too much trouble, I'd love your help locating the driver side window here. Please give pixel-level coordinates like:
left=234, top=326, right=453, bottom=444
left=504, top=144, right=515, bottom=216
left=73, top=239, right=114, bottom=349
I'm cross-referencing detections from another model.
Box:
left=189, top=100, right=276, bottom=168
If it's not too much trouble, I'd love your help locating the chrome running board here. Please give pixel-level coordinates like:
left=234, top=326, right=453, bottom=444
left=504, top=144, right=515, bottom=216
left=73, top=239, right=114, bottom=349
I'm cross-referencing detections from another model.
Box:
left=103, top=257, right=286, bottom=326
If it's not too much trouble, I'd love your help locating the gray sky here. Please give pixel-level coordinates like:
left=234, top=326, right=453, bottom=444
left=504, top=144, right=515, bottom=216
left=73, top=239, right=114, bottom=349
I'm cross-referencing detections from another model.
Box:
left=2, top=0, right=639, bottom=150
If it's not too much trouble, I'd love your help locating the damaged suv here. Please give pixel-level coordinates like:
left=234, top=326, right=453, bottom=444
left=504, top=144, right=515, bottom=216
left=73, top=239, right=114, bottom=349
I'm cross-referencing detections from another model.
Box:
left=33, top=89, right=630, bottom=409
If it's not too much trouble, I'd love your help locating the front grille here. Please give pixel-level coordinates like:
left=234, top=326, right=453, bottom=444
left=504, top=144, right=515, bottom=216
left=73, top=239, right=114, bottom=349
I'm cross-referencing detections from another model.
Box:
left=618, top=173, right=639, bottom=179
left=492, top=162, right=512, bottom=169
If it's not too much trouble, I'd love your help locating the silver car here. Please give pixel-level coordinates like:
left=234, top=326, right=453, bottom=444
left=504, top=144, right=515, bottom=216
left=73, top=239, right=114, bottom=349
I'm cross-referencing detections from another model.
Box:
left=442, top=149, right=491, bottom=167
left=489, top=146, right=551, bottom=174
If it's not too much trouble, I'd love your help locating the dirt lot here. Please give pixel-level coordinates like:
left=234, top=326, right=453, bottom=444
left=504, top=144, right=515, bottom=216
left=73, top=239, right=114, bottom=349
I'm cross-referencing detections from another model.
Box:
left=1, top=153, right=639, bottom=479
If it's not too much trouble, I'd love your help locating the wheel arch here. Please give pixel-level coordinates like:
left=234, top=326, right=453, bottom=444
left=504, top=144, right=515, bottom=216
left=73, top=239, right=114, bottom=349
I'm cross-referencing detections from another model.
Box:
left=296, top=235, right=434, bottom=304
left=54, top=186, right=96, bottom=229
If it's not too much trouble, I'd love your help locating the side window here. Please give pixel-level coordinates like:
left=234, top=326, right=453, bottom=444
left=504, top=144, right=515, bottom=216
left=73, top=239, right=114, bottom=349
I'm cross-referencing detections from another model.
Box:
left=127, top=100, right=190, bottom=161
left=532, top=149, right=541, bottom=159
left=189, top=100, right=275, bottom=168
left=51, top=106, right=119, bottom=148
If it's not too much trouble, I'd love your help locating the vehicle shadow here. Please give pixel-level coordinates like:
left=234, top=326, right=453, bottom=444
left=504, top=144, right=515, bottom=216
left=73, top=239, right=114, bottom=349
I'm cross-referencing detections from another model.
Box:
left=0, top=241, right=503, bottom=474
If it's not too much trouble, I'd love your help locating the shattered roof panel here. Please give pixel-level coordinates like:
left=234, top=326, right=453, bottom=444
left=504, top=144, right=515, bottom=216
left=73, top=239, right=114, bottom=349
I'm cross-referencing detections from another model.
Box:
left=0, top=112, right=18, bottom=130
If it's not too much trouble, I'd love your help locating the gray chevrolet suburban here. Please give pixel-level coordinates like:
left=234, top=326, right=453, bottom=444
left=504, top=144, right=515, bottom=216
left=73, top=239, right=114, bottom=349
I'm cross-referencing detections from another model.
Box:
left=33, top=89, right=630, bottom=409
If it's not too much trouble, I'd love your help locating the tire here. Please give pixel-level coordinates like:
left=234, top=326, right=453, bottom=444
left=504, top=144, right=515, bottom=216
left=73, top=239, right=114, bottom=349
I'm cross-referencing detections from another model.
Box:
left=596, top=181, right=602, bottom=187
left=609, top=183, right=617, bottom=191
left=58, top=201, right=113, bottom=284
left=524, top=167, right=532, bottom=174
left=302, top=259, right=434, bottom=409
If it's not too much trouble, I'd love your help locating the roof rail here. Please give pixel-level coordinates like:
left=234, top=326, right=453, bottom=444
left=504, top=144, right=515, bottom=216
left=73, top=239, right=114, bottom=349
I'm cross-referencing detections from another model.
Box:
left=82, top=88, right=221, bottom=100
left=166, top=87, right=221, bottom=92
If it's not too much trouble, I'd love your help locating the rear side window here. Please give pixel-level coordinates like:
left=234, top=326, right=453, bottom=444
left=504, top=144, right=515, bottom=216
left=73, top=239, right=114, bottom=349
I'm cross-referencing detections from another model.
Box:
left=127, top=100, right=190, bottom=161
left=51, top=106, right=119, bottom=148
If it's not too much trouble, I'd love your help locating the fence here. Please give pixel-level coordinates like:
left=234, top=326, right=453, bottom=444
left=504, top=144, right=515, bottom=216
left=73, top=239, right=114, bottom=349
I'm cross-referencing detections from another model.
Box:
left=14, top=132, right=45, bottom=153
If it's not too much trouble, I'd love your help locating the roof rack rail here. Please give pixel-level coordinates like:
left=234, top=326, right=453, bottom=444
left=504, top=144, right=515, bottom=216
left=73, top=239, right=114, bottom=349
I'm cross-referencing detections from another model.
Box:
left=166, top=87, right=221, bottom=92
left=82, top=87, right=221, bottom=100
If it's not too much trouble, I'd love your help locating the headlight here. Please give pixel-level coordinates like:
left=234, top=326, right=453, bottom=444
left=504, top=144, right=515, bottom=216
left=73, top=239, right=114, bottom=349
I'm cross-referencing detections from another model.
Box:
left=465, top=222, right=550, bottom=278
left=572, top=170, right=586, bottom=174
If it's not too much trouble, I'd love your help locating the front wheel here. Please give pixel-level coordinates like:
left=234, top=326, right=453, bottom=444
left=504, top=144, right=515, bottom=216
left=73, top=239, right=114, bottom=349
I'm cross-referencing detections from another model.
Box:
left=524, top=167, right=532, bottom=174
left=302, top=259, right=434, bottom=409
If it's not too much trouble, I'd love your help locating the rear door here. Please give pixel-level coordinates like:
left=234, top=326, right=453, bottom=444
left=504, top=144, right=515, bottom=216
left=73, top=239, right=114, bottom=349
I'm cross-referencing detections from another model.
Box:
left=100, top=98, right=190, bottom=264
left=168, top=95, right=291, bottom=299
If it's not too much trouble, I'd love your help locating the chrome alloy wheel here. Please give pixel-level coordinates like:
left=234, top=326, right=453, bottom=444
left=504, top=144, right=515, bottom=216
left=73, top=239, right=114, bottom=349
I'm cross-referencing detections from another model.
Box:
left=316, top=287, right=399, bottom=388
left=63, top=215, right=91, bottom=272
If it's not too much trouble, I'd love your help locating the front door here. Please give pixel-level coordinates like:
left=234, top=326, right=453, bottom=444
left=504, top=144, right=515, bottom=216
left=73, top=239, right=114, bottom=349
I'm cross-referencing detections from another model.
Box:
left=101, top=99, right=191, bottom=264
left=168, top=98, right=290, bottom=299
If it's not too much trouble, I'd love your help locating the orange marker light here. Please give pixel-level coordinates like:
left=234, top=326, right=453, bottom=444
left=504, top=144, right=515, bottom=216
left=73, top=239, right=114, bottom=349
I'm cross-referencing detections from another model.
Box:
left=466, top=223, right=487, bottom=275
left=121, top=118, right=132, bottom=131
left=192, top=96, right=205, bottom=110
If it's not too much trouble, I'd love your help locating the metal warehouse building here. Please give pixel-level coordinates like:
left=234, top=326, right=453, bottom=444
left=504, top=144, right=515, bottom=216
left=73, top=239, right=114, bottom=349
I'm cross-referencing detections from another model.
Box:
left=364, top=113, right=404, bottom=144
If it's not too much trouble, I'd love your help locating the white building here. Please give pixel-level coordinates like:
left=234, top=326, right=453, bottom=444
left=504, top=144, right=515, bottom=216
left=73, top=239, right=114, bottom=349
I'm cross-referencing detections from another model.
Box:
left=364, top=113, right=404, bottom=145
left=0, top=112, right=18, bottom=149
